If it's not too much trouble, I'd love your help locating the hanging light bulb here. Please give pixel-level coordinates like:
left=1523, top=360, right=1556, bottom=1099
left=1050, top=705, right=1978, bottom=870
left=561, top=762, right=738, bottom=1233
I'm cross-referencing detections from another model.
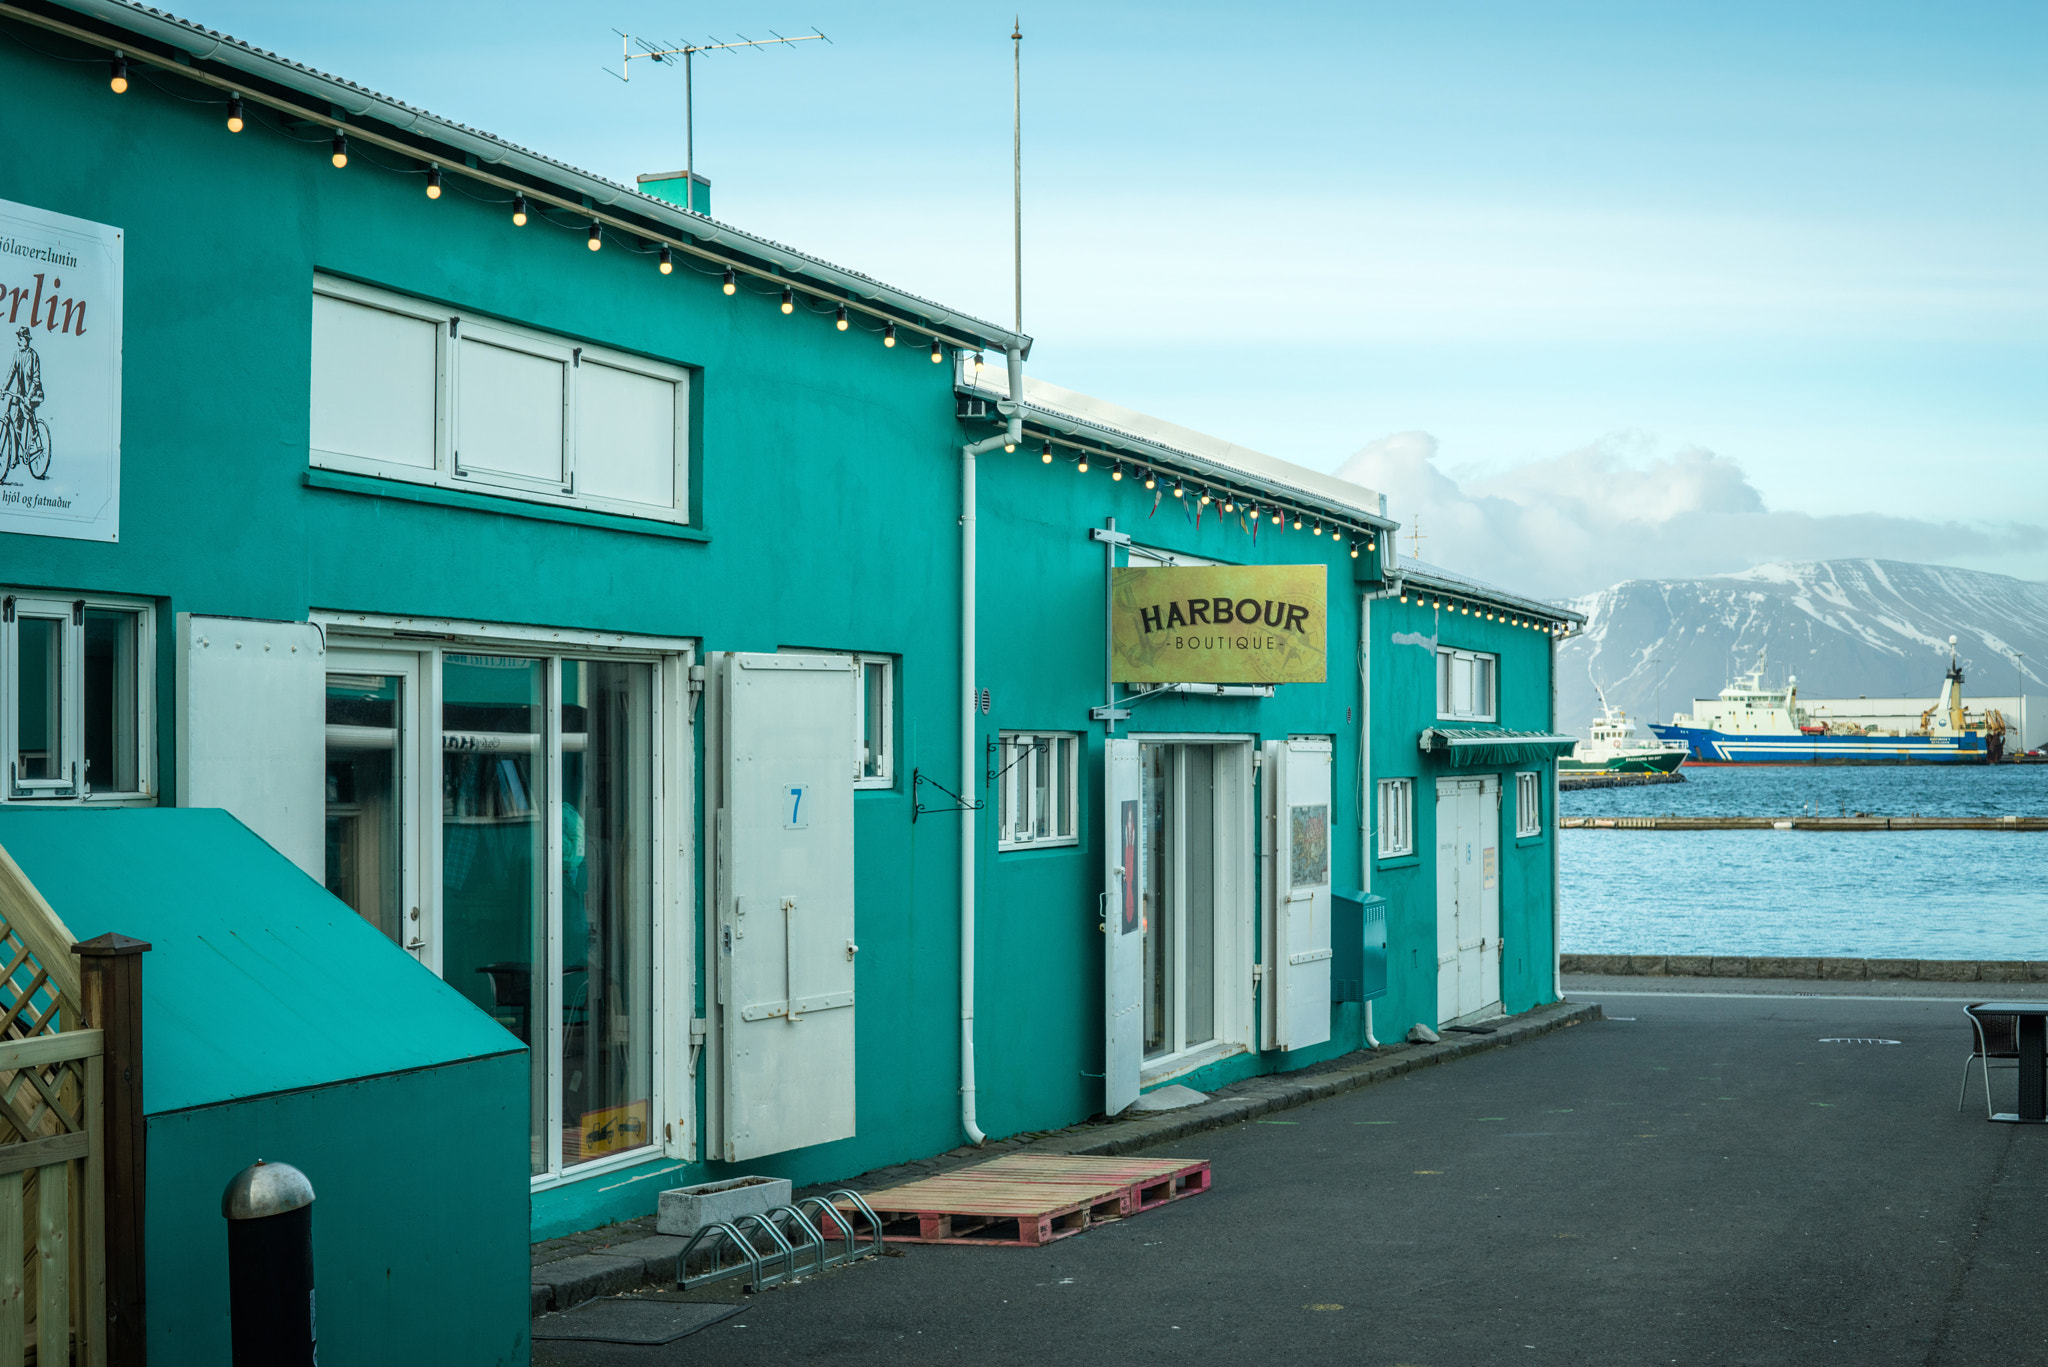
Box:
left=109, top=54, right=128, bottom=93
left=512, top=193, right=527, bottom=226
left=331, top=131, right=349, bottom=168
left=1312, top=520, right=1323, bottom=536
left=659, top=245, right=673, bottom=274
left=930, top=336, right=944, bottom=363
left=1172, top=477, right=1186, bottom=498
left=1199, top=487, right=1212, bottom=505
left=1350, top=544, right=1359, bottom=559
left=781, top=287, right=794, bottom=314
left=1332, top=530, right=1344, bottom=546
left=587, top=221, right=602, bottom=251
left=1248, top=504, right=1261, bottom=523
left=884, top=322, right=897, bottom=347
left=1224, top=497, right=1236, bottom=512
left=835, top=305, right=848, bottom=331
left=226, top=94, right=244, bottom=132
left=1041, top=442, right=1053, bottom=464
left=1111, top=462, right=1124, bottom=482
left=974, top=351, right=985, bottom=374
left=1292, top=513, right=1304, bottom=530
left=426, top=166, right=443, bottom=199
left=1367, top=540, right=1376, bottom=552
left=1143, top=469, right=1156, bottom=490
left=1432, top=599, right=1440, bottom=610
left=1005, top=438, right=1017, bottom=452
left=1078, top=453, right=1090, bottom=473
left=1271, top=508, right=1282, bottom=525
left=722, top=267, right=736, bottom=295
left=1400, top=594, right=1408, bottom=604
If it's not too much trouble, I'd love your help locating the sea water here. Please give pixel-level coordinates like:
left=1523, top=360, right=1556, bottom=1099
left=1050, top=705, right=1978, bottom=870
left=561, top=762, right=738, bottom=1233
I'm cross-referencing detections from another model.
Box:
left=1560, top=765, right=2048, bottom=960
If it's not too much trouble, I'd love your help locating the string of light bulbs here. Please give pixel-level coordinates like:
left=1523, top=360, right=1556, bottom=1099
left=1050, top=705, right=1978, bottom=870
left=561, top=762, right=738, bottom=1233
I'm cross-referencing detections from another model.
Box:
left=1396, top=588, right=1576, bottom=636
left=53, top=11, right=1008, bottom=358
left=1005, top=424, right=1384, bottom=558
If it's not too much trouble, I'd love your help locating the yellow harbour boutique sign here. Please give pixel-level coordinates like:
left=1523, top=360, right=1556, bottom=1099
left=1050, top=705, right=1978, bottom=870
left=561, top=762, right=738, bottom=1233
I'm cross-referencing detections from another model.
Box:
left=1111, top=564, right=1327, bottom=684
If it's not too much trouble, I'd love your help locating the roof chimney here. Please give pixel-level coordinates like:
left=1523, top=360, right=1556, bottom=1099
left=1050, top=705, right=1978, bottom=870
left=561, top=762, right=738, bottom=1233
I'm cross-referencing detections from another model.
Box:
left=636, top=170, right=710, bottom=216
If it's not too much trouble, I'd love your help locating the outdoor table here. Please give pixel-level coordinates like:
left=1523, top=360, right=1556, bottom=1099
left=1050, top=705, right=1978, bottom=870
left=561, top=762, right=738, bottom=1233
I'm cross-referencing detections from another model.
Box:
left=1970, top=1002, right=2048, bottom=1124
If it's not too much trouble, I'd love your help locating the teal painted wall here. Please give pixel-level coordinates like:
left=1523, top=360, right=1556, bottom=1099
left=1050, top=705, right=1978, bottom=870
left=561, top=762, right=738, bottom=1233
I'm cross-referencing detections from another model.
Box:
left=146, top=1054, right=530, bottom=1366
left=972, top=459, right=1377, bottom=1130
left=0, top=22, right=976, bottom=1236
left=1367, top=589, right=1560, bottom=1035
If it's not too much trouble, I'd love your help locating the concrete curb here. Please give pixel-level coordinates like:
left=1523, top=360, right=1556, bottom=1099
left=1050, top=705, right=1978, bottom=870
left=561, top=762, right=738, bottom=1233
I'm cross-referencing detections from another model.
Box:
left=529, top=998, right=1603, bottom=1312
left=1563, top=953, right=2048, bottom=983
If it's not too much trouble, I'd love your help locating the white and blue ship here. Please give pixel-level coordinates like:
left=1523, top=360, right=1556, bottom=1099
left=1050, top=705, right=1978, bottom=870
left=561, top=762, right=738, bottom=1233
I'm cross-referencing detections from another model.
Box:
left=1650, top=644, right=2002, bottom=765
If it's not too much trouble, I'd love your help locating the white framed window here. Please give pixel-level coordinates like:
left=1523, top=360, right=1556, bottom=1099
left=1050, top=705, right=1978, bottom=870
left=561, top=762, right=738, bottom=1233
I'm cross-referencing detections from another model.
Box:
left=1376, top=777, right=1413, bottom=858
left=309, top=275, right=691, bottom=523
left=314, top=613, right=693, bottom=1190
left=1516, top=770, right=1542, bottom=837
left=854, top=655, right=894, bottom=788
left=3, top=591, right=155, bottom=802
left=998, top=731, right=1080, bottom=849
left=1436, top=647, right=1498, bottom=721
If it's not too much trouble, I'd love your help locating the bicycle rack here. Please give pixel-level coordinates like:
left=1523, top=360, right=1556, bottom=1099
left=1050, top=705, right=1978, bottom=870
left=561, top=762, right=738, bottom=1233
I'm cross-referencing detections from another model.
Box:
left=674, top=1189, right=884, bottom=1294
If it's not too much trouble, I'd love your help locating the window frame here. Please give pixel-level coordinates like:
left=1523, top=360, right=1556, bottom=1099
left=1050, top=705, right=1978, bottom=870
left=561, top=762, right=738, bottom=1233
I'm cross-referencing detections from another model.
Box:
left=1516, top=770, right=1542, bottom=838
left=2, top=590, right=156, bottom=804
left=1435, top=646, right=1499, bottom=722
left=1376, top=777, right=1414, bottom=858
left=996, top=730, right=1081, bottom=850
left=309, top=275, right=692, bottom=524
left=314, top=611, right=694, bottom=1192
left=853, top=654, right=895, bottom=789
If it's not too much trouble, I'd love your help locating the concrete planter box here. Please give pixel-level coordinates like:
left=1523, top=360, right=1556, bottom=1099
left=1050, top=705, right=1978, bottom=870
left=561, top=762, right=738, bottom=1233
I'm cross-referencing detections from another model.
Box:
left=656, top=1176, right=792, bottom=1237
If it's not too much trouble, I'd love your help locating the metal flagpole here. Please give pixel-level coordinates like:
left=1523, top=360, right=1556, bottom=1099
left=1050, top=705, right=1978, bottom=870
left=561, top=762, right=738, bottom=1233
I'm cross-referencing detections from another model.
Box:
left=1013, top=17, right=1023, bottom=334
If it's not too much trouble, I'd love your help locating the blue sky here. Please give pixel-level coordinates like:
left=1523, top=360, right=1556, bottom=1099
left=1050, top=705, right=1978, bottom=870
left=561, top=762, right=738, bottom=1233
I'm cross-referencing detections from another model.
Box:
left=186, top=1, right=2045, bottom=593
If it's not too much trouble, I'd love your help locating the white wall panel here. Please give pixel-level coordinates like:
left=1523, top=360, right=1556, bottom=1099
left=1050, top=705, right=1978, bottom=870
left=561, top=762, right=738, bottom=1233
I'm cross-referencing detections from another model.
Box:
left=176, top=614, right=326, bottom=878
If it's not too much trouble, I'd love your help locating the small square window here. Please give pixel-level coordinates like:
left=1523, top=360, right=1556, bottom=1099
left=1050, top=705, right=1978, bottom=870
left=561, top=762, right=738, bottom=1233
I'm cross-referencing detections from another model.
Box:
left=1435, top=647, right=1497, bottom=721
left=1516, top=770, right=1542, bottom=837
left=1376, top=778, right=1414, bottom=858
left=998, top=732, right=1080, bottom=849
left=4, top=592, right=153, bottom=801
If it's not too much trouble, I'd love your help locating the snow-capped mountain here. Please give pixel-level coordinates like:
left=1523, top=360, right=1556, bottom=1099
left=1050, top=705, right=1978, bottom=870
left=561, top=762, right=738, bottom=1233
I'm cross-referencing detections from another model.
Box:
left=1556, top=560, right=2048, bottom=738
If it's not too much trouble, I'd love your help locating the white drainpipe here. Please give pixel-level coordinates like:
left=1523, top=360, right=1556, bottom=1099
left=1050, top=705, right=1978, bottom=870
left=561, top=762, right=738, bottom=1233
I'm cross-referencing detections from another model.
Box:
left=959, top=348, right=1024, bottom=1147
left=1551, top=624, right=1564, bottom=1001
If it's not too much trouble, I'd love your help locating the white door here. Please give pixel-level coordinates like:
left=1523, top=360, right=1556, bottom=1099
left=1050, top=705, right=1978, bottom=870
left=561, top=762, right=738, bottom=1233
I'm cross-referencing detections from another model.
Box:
left=717, top=652, right=857, bottom=1161
left=176, top=614, right=326, bottom=877
left=323, top=648, right=429, bottom=963
left=1435, top=775, right=1502, bottom=1024
left=1104, top=738, right=1145, bottom=1114
left=1263, top=736, right=1334, bottom=1051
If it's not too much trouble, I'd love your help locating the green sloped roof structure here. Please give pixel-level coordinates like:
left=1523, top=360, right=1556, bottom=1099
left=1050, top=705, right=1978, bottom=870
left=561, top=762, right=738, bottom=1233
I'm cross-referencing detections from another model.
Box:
left=0, top=807, right=519, bottom=1115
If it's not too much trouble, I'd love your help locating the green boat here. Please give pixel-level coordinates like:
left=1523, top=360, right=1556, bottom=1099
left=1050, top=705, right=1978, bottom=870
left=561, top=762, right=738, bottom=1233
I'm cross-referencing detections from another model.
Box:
left=1560, top=696, right=1688, bottom=774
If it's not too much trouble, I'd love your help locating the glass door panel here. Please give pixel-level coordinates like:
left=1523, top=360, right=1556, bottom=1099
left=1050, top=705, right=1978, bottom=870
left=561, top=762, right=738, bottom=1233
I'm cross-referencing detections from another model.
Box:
left=1140, top=742, right=1171, bottom=1058
left=14, top=615, right=65, bottom=788
left=82, top=610, right=139, bottom=793
left=324, top=672, right=404, bottom=944
left=1182, top=744, right=1217, bottom=1049
left=559, top=658, right=654, bottom=1167
left=441, top=654, right=549, bottom=1176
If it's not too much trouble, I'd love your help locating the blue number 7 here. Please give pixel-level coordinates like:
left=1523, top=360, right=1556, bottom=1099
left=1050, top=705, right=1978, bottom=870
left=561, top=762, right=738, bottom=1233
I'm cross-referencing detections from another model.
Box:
left=791, top=786, right=802, bottom=824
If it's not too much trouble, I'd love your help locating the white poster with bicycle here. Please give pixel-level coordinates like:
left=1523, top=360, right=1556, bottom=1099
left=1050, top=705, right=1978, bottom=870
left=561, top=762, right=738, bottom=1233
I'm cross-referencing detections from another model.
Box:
left=0, top=196, right=121, bottom=542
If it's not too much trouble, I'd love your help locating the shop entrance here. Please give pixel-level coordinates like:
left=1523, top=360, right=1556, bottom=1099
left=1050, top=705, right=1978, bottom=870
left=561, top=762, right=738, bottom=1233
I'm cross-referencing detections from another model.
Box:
left=1434, top=775, right=1501, bottom=1024
left=1104, top=737, right=1254, bottom=1111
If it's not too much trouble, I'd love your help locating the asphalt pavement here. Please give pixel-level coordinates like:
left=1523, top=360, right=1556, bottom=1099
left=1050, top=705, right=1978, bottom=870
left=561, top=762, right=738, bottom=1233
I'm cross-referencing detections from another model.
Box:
left=536, top=990, right=2048, bottom=1367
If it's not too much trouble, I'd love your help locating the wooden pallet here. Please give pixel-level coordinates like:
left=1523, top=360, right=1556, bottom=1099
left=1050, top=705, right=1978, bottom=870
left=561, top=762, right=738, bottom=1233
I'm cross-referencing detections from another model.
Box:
left=829, top=1154, right=1210, bottom=1247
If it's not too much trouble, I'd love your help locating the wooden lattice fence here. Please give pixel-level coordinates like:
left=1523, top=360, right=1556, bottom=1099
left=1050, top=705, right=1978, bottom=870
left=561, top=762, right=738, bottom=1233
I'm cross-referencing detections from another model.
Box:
left=0, top=845, right=104, bottom=1367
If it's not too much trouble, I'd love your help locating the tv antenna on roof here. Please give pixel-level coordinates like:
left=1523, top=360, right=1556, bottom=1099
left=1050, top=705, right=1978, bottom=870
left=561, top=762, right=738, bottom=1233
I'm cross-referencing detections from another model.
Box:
left=1406, top=514, right=1427, bottom=562
left=607, top=28, right=830, bottom=214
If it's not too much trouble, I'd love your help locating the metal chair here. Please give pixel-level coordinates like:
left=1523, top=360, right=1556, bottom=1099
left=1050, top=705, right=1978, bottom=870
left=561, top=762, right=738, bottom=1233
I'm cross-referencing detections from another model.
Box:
left=1960, top=1003, right=2020, bottom=1118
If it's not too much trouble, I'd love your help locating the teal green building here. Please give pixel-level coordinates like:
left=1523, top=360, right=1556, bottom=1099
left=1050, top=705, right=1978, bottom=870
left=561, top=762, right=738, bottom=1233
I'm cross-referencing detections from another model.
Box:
left=0, top=1, right=1581, bottom=1356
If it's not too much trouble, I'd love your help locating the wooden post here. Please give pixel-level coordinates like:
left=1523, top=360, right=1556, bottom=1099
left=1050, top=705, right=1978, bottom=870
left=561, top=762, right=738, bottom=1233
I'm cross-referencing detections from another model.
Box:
left=73, top=934, right=148, bottom=1367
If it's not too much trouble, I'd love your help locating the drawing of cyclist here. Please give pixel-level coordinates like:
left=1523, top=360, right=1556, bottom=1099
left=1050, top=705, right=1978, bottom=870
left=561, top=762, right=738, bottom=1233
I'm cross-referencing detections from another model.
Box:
left=2, top=326, right=44, bottom=483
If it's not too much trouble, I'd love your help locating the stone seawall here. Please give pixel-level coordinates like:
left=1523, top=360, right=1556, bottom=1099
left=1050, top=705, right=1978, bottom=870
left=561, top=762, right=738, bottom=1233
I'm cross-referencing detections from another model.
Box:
left=1561, top=953, right=2048, bottom=983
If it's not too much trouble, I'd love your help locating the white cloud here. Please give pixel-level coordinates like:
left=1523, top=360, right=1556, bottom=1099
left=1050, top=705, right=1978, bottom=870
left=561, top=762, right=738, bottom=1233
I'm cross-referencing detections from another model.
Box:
left=1337, top=431, right=2048, bottom=598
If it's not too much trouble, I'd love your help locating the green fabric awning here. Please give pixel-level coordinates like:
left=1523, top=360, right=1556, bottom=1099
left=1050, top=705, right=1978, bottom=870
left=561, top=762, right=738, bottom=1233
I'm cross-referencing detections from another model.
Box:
left=1418, top=728, right=1578, bottom=768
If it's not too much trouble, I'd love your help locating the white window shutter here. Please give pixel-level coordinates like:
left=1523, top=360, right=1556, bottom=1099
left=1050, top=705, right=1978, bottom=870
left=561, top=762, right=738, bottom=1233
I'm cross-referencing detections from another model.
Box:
left=717, top=653, right=857, bottom=1161
left=575, top=360, right=678, bottom=509
left=175, top=614, right=326, bottom=877
left=1103, top=738, right=1144, bottom=1114
left=1266, top=736, right=1334, bottom=1051
left=309, top=293, right=438, bottom=470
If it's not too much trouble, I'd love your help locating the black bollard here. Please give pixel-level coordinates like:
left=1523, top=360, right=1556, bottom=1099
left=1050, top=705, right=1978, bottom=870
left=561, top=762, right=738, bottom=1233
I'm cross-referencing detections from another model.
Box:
left=222, top=1160, right=317, bottom=1367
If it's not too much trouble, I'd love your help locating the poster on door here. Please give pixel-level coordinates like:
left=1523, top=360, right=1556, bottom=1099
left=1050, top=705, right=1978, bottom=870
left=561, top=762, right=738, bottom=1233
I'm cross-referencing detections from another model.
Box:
left=0, top=197, right=122, bottom=541
left=1289, top=803, right=1330, bottom=886
left=1120, top=798, right=1140, bottom=934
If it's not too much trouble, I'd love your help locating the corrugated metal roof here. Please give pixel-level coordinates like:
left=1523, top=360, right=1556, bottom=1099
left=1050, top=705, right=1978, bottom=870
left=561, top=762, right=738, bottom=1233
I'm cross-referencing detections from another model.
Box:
left=44, top=0, right=1030, bottom=353
left=1390, top=557, right=1586, bottom=624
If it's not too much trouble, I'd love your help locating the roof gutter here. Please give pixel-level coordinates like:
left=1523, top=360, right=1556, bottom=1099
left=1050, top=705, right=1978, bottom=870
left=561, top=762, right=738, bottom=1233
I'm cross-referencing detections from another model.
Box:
left=34, top=0, right=1031, bottom=356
